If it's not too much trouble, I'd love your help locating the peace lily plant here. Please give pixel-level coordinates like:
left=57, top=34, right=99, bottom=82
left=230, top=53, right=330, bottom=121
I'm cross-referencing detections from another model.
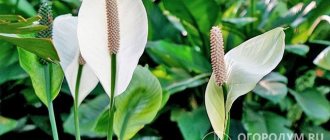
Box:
left=77, top=0, right=147, bottom=140
left=205, top=27, right=285, bottom=139
left=52, top=15, right=99, bottom=140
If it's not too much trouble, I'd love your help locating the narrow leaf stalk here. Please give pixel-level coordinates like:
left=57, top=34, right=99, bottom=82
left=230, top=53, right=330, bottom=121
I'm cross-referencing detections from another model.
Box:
left=74, top=65, right=84, bottom=140
left=45, top=64, right=59, bottom=140
left=107, top=54, right=117, bottom=140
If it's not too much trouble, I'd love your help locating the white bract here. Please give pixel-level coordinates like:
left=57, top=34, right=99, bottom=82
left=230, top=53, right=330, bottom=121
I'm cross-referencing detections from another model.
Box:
left=313, top=47, right=330, bottom=70
left=205, top=27, right=285, bottom=139
left=53, top=15, right=99, bottom=105
left=77, top=0, right=148, bottom=96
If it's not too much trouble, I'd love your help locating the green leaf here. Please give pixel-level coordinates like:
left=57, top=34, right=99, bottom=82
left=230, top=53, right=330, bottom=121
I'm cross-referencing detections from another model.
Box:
left=0, top=15, right=25, bottom=21
left=162, top=0, right=219, bottom=52
left=285, top=44, right=310, bottom=57
left=222, top=17, right=257, bottom=28
left=0, top=24, right=47, bottom=34
left=0, top=16, right=47, bottom=34
left=242, top=108, right=293, bottom=140
left=0, top=62, right=27, bottom=84
left=162, top=0, right=219, bottom=34
left=113, top=66, right=162, bottom=140
left=152, top=65, right=210, bottom=95
left=30, top=115, right=52, bottom=135
left=289, top=89, right=330, bottom=124
left=4, top=0, right=36, bottom=16
left=0, top=34, right=60, bottom=62
left=18, top=48, right=64, bottom=106
left=63, top=94, right=109, bottom=138
left=253, top=72, right=288, bottom=103
left=65, top=66, right=162, bottom=139
left=301, top=124, right=330, bottom=139
left=171, top=107, right=211, bottom=140
left=0, top=116, right=18, bottom=136
left=147, top=41, right=211, bottom=73
left=0, top=43, right=27, bottom=84
left=142, top=0, right=181, bottom=42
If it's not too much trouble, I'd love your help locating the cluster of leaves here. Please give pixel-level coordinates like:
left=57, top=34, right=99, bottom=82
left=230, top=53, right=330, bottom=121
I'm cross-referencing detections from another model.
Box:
left=0, top=0, right=329, bottom=139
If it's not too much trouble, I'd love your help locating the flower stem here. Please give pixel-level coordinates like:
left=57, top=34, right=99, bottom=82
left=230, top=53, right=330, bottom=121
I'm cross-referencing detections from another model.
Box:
left=222, top=84, right=230, bottom=140
left=48, top=101, right=59, bottom=140
left=224, top=113, right=231, bottom=140
left=45, top=64, right=59, bottom=140
left=107, top=54, right=117, bottom=140
left=74, top=65, right=84, bottom=140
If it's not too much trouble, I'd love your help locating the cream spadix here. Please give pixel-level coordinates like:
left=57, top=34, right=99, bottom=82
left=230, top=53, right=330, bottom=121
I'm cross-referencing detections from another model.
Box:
left=77, top=0, right=148, bottom=96
left=53, top=15, right=99, bottom=105
left=205, top=27, right=285, bottom=139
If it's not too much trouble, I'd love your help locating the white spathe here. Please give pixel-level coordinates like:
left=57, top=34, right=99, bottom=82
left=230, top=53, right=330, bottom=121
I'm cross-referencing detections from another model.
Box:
left=53, top=14, right=99, bottom=105
left=224, top=27, right=285, bottom=112
left=313, top=47, right=330, bottom=70
left=77, top=0, right=148, bottom=96
left=205, top=27, right=285, bottom=139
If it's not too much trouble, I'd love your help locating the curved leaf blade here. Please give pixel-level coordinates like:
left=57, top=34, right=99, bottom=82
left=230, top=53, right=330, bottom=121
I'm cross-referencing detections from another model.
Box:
left=113, top=66, right=162, bottom=139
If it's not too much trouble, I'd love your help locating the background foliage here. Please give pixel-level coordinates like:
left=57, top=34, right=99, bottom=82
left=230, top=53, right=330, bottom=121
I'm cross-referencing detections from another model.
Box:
left=0, top=0, right=329, bottom=139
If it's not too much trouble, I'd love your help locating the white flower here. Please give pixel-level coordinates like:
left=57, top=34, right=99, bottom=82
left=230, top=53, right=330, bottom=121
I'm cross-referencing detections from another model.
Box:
left=313, top=47, right=330, bottom=70
left=205, top=27, right=285, bottom=139
left=53, top=15, right=98, bottom=105
left=77, top=0, right=148, bottom=96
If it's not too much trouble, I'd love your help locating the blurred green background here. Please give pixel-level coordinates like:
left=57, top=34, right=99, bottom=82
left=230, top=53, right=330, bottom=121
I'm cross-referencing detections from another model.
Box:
left=0, top=0, right=329, bottom=139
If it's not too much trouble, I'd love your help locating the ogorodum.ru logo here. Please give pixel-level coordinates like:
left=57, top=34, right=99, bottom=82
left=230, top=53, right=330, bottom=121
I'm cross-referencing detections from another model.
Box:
left=237, top=133, right=324, bottom=140
left=202, top=132, right=325, bottom=140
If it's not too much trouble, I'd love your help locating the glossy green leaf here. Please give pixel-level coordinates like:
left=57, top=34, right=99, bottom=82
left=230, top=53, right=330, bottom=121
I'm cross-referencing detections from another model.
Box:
left=163, top=0, right=219, bottom=33
left=4, top=0, right=36, bottom=16
left=94, top=66, right=162, bottom=139
left=142, top=0, right=181, bottom=42
left=171, top=107, right=211, bottom=140
left=285, top=44, right=310, bottom=57
left=162, top=0, right=219, bottom=52
left=113, top=66, right=162, bottom=140
left=65, top=66, right=162, bottom=139
left=0, top=34, right=60, bottom=62
left=0, top=15, right=25, bottom=21
left=152, top=65, right=209, bottom=95
left=63, top=94, right=109, bottom=138
left=289, top=89, right=330, bottom=124
left=0, top=62, right=27, bottom=84
left=18, top=48, right=64, bottom=106
left=223, top=17, right=257, bottom=27
left=242, top=108, right=293, bottom=140
left=30, top=115, right=52, bottom=135
left=0, top=116, right=18, bottom=136
left=0, top=16, right=47, bottom=34
left=253, top=72, right=288, bottom=103
left=147, top=41, right=211, bottom=73
left=0, top=43, right=27, bottom=84
left=0, top=24, right=47, bottom=34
